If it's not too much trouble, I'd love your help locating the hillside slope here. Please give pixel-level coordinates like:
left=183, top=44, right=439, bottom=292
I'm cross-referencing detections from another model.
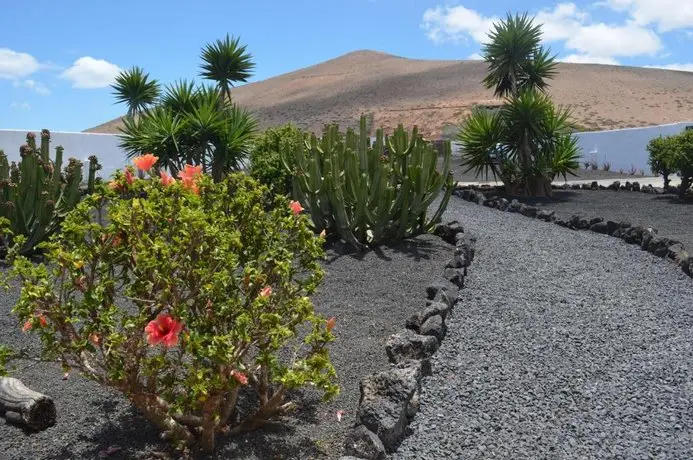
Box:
left=86, top=50, right=693, bottom=138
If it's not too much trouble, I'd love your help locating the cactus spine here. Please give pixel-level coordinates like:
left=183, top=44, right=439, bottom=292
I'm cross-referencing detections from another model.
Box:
left=281, top=115, right=453, bottom=250
left=0, top=130, right=99, bottom=255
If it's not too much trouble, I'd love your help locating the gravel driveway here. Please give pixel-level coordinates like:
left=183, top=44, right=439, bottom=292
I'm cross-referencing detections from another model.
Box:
left=393, top=198, right=693, bottom=459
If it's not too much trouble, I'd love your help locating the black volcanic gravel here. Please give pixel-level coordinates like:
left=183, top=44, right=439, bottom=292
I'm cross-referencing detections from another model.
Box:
left=392, top=198, right=693, bottom=459
left=513, top=189, right=693, bottom=251
left=0, top=234, right=453, bottom=459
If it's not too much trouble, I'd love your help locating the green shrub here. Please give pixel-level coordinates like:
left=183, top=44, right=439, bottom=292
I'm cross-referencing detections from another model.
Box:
left=7, top=156, right=337, bottom=453
left=249, top=124, right=306, bottom=195
left=602, top=162, right=611, bottom=172
left=671, top=129, right=693, bottom=197
left=647, top=135, right=674, bottom=188
left=280, top=115, right=454, bottom=250
left=0, top=130, right=100, bottom=256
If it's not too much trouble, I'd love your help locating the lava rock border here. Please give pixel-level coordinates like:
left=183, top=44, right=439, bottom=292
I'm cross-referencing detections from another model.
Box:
left=340, top=221, right=476, bottom=460
left=453, top=186, right=692, bottom=280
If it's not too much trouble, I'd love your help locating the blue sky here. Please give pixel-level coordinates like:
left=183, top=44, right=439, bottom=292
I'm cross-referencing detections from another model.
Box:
left=1, top=0, right=691, bottom=132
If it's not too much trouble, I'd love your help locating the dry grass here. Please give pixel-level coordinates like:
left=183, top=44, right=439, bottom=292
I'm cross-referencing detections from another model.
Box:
left=86, top=50, right=693, bottom=138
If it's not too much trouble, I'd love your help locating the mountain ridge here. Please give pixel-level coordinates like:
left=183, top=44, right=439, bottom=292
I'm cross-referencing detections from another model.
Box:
left=86, top=49, right=693, bottom=138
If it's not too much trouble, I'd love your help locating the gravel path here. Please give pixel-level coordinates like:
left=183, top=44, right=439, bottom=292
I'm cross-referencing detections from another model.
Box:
left=393, top=198, right=693, bottom=459
left=0, top=235, right=453, bottom=459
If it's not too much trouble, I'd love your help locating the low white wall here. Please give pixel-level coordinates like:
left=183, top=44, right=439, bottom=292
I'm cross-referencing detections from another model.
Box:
left=571, top=121, right=693, bottom=172
left=2, top=121, right=692, bottom=180
left=449, top=121, right=693, bottom=172
left=0, top=129, right=128, bottom=180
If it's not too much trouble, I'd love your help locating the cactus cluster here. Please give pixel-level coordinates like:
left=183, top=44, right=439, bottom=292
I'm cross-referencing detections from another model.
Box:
left=281, top=115, right=454, bottom=250
left=0, top=130, right=101, bottom=255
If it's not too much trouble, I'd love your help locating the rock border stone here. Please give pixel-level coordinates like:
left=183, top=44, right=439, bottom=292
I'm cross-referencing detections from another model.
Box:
left=340, top=221, right=476, bottom=460
left=453, top=186, right=692, bottom=281
left=455, top=180, right=693, bottom=197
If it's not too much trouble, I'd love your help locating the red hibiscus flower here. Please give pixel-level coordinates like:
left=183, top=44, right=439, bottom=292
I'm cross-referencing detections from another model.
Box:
left=133, top=153, right=159, bottom=172
left=231, top=370, right=248, bottom=386
left=144, top=313, right=184, bottom=348
left=289, top=200, right=304, bottom=215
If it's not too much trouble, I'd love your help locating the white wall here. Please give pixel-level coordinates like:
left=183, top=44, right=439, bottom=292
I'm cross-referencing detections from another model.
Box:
left=0, top=129, right=128, bottom=180
left=571, top=121, right=693, bottom=172
left=2, top=121, right=693, bottom=180
left=449, top=121, right=693, bottom=172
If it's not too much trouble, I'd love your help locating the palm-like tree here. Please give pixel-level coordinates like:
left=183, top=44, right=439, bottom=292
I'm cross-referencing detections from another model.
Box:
left=111, top=66, right=161, bottom=117
left=457, top=12, right=579, bottom=197
left=199, top=34, right=255, bottom=102
left=481, top=13, right=557, bottom=98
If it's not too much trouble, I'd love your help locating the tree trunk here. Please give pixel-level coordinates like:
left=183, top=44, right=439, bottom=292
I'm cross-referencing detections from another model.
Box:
left=679, top=177, right=691, bottom=199
left=0, top=377, right=56, bottom=431
left=530, top=175, right=553, bottom=198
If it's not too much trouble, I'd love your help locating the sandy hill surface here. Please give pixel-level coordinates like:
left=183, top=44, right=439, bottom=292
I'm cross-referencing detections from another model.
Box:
left=86, top=50, right=693, bottom=138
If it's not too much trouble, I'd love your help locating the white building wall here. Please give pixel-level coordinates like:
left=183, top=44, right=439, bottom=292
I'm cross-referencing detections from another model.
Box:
left=2, top=121, right=692, bottom=180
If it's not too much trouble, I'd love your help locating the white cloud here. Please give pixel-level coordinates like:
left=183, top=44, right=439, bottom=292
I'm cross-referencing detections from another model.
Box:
left=467, top=53, right=483, bottom=60
left=10, top=102, right=31, bottom=110
left=605, top=0, right=693, bottom=32
left=421, top=3, right=664, bottom=62
left=59, top=56, right=121, bottom=89
left=0, top=48, right=40, bottom=79
left=560, top=54, right=620, bottom=65
left=645, top=63, right=693, bottom=72
left=11, top=78, right=50, bottom=95
left=534, top=3, right=588, bottom=41
left=421, top=5, right=497, bottom=44
left=565, top=23, right=662, bottom=57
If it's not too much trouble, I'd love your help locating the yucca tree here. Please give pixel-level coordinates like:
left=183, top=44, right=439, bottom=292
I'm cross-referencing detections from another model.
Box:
left=199, top=34, right=255, bottom=102
left=111, top=66, right=161, bottom=117
left=457, top=12, right=579, bottom=197
left=115, top=36, right=258, bottom=180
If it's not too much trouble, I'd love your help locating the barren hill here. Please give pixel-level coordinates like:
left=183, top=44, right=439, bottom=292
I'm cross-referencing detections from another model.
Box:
left=86, top=50, right=693, bottom=138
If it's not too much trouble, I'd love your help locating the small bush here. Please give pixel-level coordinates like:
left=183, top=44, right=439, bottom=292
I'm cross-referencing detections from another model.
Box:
left=670, top=129, right=693, bottom=197
left=647, top=135, right=674, bottom=188
left=583, top=161, right=590, bottom=170
left=602, top=162, right=611, bottom=171
left=249, top=124, right=306, bottom=196
left=7, top=156, right=337, bottom=453
left=590, top=161, right=598, bottom=170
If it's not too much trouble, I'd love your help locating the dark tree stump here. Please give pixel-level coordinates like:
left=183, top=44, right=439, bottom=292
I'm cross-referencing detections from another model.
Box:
left=0, top=377, right=56, bottom=430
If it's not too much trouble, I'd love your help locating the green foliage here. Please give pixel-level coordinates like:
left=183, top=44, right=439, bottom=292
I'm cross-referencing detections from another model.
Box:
left=111, top=66, right=161, bottom=117
left=0, top=130, right=101, bottom=256
left=457, top=12, right=578, bottom=197
left=113, top=37, right=258, bottom=182
left=7, top=164, right=336, bottom=452
left=670, top=130, right=693, bottom=196
left=281, top=115, right=454, bottom=250
left=457, top=92, right=580, bottom=195
left=249, top=124, right=306, bottom=196
left=647, top=132, right=693, bottom=196
left=481, top=12, right=558, bottom=98
left=647, top=135, right=674, bottom=187
left=199, top=34, right=255, bottom=102
left=0, top=345, right=13, bottom=377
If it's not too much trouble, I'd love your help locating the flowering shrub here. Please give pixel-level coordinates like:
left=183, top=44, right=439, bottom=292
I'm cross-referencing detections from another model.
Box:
left=7, top=156, right=337, bottom=452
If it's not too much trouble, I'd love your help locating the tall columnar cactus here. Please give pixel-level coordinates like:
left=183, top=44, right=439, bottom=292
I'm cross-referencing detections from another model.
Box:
left=0, top=130, right=99, bottom=255
left=281, top=115, right=454, bottom=250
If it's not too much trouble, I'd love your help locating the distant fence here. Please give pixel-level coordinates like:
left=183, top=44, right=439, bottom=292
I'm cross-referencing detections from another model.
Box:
left=2, top=121, right=693, bottom=180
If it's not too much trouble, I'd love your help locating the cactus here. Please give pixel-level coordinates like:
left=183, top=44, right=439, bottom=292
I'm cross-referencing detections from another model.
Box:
left=0, top=130, right=101, bottom=256
left=281, top=115, right=454, bottom=250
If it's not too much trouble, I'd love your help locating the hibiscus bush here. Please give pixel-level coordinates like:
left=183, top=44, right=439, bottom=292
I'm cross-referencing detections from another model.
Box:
left=7, top=155, right=337, bottom=452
